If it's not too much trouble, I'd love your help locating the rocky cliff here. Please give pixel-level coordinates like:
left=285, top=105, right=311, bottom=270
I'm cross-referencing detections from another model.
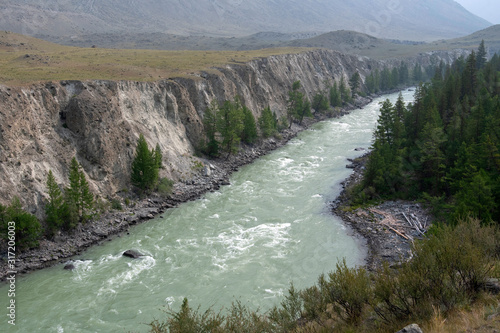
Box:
left=0, top=49, right=464, bottom=215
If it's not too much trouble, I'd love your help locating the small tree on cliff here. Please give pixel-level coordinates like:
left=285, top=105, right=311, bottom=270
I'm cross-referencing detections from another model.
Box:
left=217, top=98, right=244, bottom=158
left=203, top=100, right=220, bottom=157
left=287, top=80, right=312, bottom=126
left=66, top=157, right=95, bottom=224
left=241, top=106, right=258, bottom=144
left=45, top=170, right=67, bottom=235
left=131, top=134, right=160, bottom=192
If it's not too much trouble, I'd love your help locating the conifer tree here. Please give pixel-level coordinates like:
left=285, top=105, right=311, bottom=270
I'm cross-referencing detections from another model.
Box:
left=45, top=170, right=66, bottom=234
left=66, top=157, right=94, bottom=223
left=131, top=134, right=159, bottom=191
left=217, top=99, right=244, bottom=157
left=349, top=72, right=361, bottom=98
left=154, top=143, right=163, bottom=169
left=329, top=81, right=341, bottom=107
left=476, top=40, right=487, bottom=70
left=258, top=106, right=277, bottom=138
left=241, top=106, right=258, bottom=144
left=203, top=100, right=220, bottom=157
left=287, top=80, right=311, bottom=125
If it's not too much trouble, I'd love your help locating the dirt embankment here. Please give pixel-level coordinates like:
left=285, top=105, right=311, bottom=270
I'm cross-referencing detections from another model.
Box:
left=331, top=155, right=432, bottom=271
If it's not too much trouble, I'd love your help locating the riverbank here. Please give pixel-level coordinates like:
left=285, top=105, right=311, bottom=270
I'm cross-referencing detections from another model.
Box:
left=331, top=154, right=431, bottom=271
left=0, top=96, right=373, bottom=281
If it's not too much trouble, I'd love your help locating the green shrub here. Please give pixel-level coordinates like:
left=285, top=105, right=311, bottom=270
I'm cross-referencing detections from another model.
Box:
left=0, top=197, right=42, bottom=250
left=157, top=177, right=174, bottom=197
left=325, top=259, right=372, bottom=324
left=373, top=217, right=499, bottom=326
left=110, top=199, right=123, bottom=211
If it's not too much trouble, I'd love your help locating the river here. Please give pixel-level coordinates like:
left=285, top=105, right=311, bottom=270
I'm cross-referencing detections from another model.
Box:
left=1, top=89, right=414, bottom=332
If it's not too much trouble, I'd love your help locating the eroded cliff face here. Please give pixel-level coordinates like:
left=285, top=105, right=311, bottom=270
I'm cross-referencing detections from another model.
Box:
left=0, top=49, right=461, bottom=214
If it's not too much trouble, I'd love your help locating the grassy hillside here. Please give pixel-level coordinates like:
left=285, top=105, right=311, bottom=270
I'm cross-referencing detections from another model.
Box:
left=0, top=31, right=310, bottom=86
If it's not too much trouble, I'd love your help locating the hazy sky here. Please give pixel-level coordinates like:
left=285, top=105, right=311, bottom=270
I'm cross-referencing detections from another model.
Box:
left=454, top=0, right=500, bottom=24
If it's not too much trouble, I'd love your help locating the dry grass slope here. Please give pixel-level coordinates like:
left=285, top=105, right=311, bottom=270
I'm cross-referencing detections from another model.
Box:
left=0, top=31, right=311, bottom=86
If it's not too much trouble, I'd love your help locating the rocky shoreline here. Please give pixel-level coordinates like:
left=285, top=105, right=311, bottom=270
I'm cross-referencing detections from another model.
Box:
left=331, top=154, right=431, bottom=271
left=0, top=96, right=373, bottom=281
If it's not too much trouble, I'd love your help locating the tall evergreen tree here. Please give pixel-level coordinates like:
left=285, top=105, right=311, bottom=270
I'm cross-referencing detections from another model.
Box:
left=349, top=72, right=361, bottom=98
left=45, top=170, right=66, bottom=234
left=476, top=40, right=487, bottom=70
left=203, top=100, right=220, bottom=157
left=258, top=106, right=277, bottom=138
left=131, top=135, right=159, bottom=191
left=241, top=106, right=258, bottom=144
left=287, top=80, right=311, bottom=125
left=217, top=99, right=244, bottom=157
left=329, top=81, right=341, bottom=107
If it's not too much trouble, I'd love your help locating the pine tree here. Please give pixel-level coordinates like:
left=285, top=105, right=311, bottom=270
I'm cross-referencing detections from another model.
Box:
left=349, top=72, right=361, bottom=98
left=66, top=157, right=94, bottom=223
left=217, top=99, right=244, bottom=157
left=131, top=134, right=159, bottom=191
left=312, top=92, right=329, bottom=113
left=45, top=170, right=66, bottom=234
left=203, top=100, right=220, bottom=157
left=476, top=40, right=487, bottom=70
left=258, top=106, right=277, bottom=138
left=79, top=170, right=95, bottom=222
left=329, top=81, right=341, bottom=107
left=154, top=143, right=163, bottom=169
left=241, top=106, right=258, bottom=144
left=66, top=157, right=83, bottom=220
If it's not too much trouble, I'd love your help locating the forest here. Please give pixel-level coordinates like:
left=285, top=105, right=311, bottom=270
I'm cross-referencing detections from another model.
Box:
left=358, top=42, right=500, bottom=225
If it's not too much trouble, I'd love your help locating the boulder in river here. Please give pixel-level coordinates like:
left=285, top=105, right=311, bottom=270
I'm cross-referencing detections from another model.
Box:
left=63, top=263, right=75, bottom=270
left=123, top=249, right=144, bottom=259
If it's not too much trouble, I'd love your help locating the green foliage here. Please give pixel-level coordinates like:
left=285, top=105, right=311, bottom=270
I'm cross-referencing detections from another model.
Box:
left=45, top=170, right=67, bottom=235
left=131, top=134, right=160, bottom=191
left=339, top=78, right=352, bottom=104
left=154, top=143, right=163, bottom=169
left=110, top=199, right=123, bottom=211
left=66, top=157, right=95, bottom=224
left=349, top=72, right=361, bottom=98
left=258, top=106, right=278, bottom=138
left=327, top=259, right=372, bottom=324
left=241, top=106, right=258, bottom=144
left=287, top=80, right=312, bottom=125
left=373, top=218, right=499, bottom=325
left=217, top=98, right=244, bottom=157
left=360, top=49, right=500, bottom=224
left=157, top=177, right=174, bottom=197
left=268, top=283, right=302, bottom=331
left=0, top=197, right=42, bottom=250
left=312, top=91, right=330, bottom=113
left=330, top=81, right=342, bottom=107
left=202, top=100, right=220, bottom=157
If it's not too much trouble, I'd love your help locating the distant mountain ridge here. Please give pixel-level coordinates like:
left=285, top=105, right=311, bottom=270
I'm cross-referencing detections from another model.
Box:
left=0, top=0, right=492, bottom=41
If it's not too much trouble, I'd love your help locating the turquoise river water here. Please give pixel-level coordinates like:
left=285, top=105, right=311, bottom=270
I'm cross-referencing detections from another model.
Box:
left=1, top=90, right=414, bottom=332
